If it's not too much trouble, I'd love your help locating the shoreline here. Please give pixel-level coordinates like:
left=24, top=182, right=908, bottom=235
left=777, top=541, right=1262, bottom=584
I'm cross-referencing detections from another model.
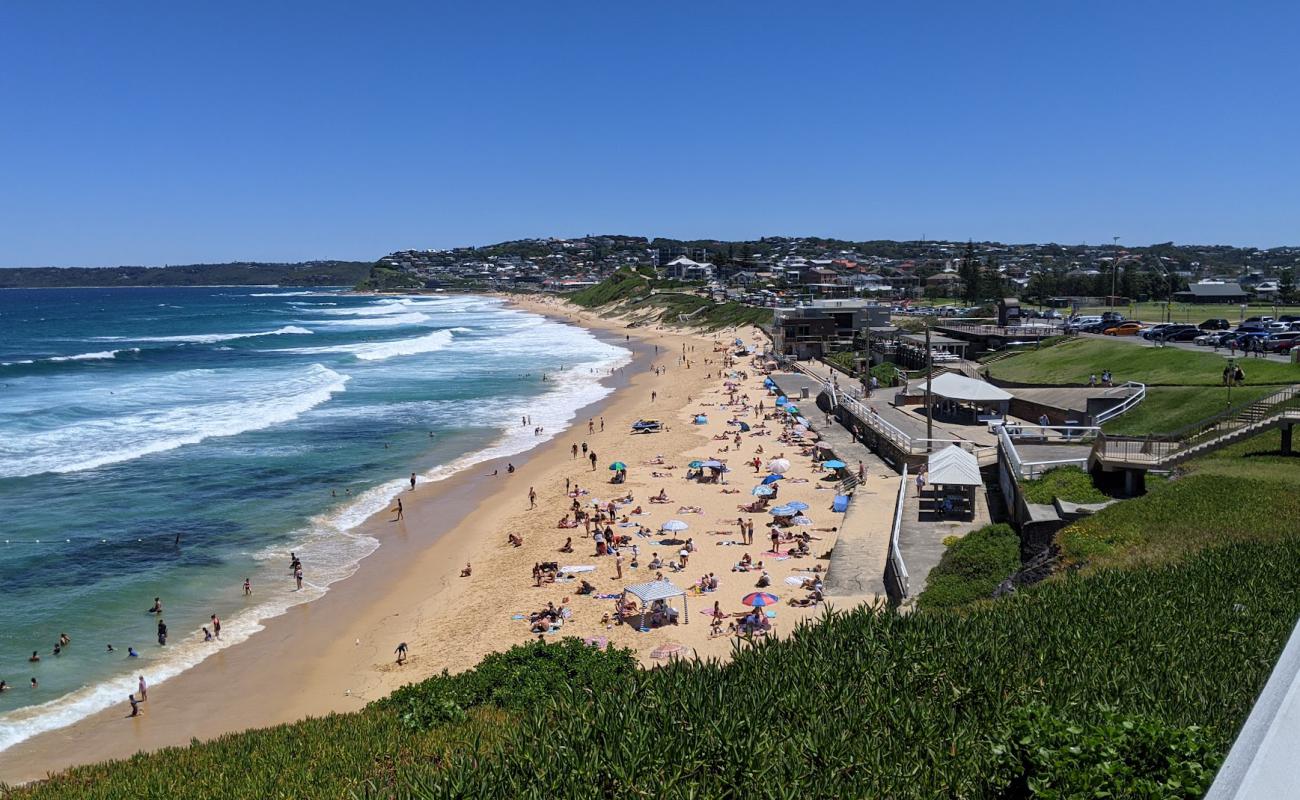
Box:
left=0, top=297, right=694, bottom=783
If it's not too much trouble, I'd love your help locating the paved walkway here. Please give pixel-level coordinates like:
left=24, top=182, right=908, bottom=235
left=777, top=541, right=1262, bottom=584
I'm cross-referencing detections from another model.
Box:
left=897, top=476, right=992, bottom=599
left=769, top=373, right=894, bottom=604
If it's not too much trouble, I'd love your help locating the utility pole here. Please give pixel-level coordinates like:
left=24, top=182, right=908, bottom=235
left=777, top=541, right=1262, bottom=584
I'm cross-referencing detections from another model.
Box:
left=1110, top=236, right=1120, bottom=311
left=924, top=322, right=934, bottom=449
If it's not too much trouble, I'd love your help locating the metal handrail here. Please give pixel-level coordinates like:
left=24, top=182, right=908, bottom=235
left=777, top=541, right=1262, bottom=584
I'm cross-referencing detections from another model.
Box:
left=1093, top=381, right=1147, bottom=425
left=890, top=464, right=911, bottom=598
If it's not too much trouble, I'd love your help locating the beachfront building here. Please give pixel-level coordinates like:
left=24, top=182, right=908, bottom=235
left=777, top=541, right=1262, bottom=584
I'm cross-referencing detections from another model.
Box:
left=661, top=256, right=715, bottom=282
left=1173, top=281, right=1249, bottom=304
left=773, top=298, right=891, bottom=359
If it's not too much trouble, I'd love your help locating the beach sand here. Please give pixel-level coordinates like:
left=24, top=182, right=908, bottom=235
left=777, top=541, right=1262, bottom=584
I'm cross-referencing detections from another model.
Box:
left=0, top=297, right=863, bottom=784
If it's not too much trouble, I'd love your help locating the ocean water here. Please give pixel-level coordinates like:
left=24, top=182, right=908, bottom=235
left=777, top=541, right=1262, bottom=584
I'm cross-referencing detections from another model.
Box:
left=0, top=287, right=629, bottom=751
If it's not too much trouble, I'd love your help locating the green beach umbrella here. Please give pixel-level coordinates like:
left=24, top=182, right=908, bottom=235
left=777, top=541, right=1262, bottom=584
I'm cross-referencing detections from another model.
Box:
left=688, top=460, right=704, bottom=469
left=608, top=462, right=627, bottom=471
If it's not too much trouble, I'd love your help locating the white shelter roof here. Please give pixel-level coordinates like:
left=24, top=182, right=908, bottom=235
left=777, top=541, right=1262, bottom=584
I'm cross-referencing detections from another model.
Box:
left=926, top=445, right=982, bottom=486
left=928, top=372, right=1013, bottom=403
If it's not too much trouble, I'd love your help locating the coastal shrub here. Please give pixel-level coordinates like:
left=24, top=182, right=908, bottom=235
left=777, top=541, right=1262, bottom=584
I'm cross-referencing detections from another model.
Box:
left=380, top=638, right=637, bottom=731
left=988, top=703, right=1221, bottom=798
left=568, top=270, right=650, bottom=307
left=1021, top=466, right=1110, bottom=505
left=917, top=523, right=1021, bottom=609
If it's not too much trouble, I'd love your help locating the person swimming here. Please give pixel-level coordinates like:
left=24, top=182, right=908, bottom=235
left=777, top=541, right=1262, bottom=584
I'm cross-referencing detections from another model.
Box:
left=128, top=647, right=139, bottom=658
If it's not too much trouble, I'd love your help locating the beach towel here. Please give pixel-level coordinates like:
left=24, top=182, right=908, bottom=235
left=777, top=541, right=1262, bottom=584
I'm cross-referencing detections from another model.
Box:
left=594, top=593, right=620, bottom=600
left=784, top=576, right=807, bottom=586
left=832, top=495, right=849, bottom=513
left=559, top=565, right=595, bottom=574
left=511, top=614, right=526, bottom=620
left=765, top=611, right=777, bottom=619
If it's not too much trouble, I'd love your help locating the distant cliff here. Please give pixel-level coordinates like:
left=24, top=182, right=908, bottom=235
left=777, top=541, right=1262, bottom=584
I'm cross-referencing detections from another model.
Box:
left=0, top=261, right=373, bottom=288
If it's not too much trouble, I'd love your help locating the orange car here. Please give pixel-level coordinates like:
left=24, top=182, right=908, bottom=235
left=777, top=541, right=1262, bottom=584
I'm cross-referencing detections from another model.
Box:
left=1103, top=322, right=1144, bottom=336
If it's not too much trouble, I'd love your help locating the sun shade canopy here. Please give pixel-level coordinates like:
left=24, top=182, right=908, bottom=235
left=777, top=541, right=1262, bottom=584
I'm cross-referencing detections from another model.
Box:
left=623, top=579, right=687, bottom=604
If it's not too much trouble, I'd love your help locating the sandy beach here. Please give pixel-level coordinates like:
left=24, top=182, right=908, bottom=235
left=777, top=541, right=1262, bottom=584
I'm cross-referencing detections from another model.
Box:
left=0, top=296, right=857, bottom=785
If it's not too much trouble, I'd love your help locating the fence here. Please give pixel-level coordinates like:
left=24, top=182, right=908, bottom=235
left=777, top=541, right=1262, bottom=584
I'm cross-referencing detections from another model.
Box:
left=1092, top=381, right=1147, bottom=425
left=996, top=424, right=1099, bottom=479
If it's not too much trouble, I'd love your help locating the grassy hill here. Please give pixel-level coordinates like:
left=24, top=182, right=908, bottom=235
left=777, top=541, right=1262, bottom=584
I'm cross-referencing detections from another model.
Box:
left=568, top=270, right=772, bottom=331
left=987, top=338, right=1298, bottom=435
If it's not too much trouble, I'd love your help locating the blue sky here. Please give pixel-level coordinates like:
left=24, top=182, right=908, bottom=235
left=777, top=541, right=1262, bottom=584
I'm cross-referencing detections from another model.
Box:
left=2, top=1, right=1297, bottom=266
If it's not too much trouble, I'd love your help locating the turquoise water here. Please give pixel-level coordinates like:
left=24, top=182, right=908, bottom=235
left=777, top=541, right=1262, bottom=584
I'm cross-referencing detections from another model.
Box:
left=0, top=288, right=628, bottom=749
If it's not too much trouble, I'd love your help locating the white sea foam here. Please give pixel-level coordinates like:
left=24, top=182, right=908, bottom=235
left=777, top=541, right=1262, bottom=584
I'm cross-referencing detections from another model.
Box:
left=2, top=348, right=140, bottom=366
left=0, top=364, right=350, bottom=478
left=0, top=304, right=629, bottom=753
left=248, top=291, right=324, bottom=297
left=97, top=325, right=314, bottom=345
left=273, top=328, right=463, bottom=361
left=309, top=313, right=431, bottom=329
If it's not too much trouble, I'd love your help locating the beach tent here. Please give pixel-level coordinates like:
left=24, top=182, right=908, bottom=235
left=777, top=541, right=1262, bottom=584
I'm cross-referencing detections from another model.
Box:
left=622, top=579, right=689, bottom=625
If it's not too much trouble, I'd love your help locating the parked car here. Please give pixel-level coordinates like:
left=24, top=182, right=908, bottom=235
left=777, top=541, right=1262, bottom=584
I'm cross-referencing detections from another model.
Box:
left=1228, top=331, right=1269, bottom=349
left=1195, top=331, right=1235, bottom=346
left=1081, top=321, right=1112, bottom=334
left=1243, top=316, right=1275, bottom=326
left=1103, top=322, right=1144, bottom=336
left=1101, top=311, right=1126, bottom=324
left=1162, top=327, right=1202, bottom=342
left=1143, top=323, right=1195, bottom=341
left=1266, top=321, right=1291, bottom=333
left=1264, top=332, right=1300, bottom=352
left=1066, top=315, right=1102, bottom=332
left=1198, top=318, right=1231, bottom=331
left=1278, top=314, right=1300, bottom=323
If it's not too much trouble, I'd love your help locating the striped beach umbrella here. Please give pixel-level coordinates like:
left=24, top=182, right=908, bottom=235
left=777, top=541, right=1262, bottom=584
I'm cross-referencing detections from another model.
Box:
left=785, top=501, right=809, bottom=511
left=742, top=592, right=779, bottom=607
left=769, top=505, right=797, bottom=516
left=751, top=485, right=774, bottom=496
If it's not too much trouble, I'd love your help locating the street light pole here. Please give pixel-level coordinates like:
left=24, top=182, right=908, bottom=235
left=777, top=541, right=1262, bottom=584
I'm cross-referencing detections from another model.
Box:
left=1111, top=236, right=1120, bottom=311
left=924, top=322, right=934, bottom=449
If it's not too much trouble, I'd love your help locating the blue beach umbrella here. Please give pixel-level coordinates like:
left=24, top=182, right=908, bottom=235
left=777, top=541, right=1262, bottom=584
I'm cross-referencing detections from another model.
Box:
left=737, top=422, right=750, bottom=432
left=751, top=485, right=774, bottom=496
left=770, top=505, right=797, bottom=516
left=688, top=460, right=704, bottom=469
left=822, top=460, right=847, bottom=470
left=776, top=396, right=788, bottom=406
left=760, top=474, right=783, bottom=485
left=785, top=500, right=809, bottom=511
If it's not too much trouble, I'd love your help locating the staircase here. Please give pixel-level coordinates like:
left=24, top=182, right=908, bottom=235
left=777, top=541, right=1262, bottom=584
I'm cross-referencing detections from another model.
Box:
left=1091, top=385, right=1300, bottom=469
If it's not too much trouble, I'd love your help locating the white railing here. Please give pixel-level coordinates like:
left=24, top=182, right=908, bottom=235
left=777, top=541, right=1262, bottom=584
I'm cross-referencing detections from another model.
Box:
left=1093, top=381, right=1147, bottom=425
left=890, top=464, right=911, bottom=598
left=997, top=424, right=1091, bottom=479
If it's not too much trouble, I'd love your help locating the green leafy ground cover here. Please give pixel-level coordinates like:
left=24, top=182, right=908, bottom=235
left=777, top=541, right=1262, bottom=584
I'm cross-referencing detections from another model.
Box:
left=987, top=338, right=1298, bottom=386
left=15, top=535, right=1299, bottom=799
left=916, top=523, right=1021, bottom=609
left=1020, top=466, right=1111, bottom=505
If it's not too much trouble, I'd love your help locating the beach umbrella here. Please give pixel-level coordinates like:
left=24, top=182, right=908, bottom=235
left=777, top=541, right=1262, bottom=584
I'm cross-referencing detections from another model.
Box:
left=761, top=474, right=783, bottom=485
left=822, top=460, right=847, bottom=470
left=650, top=642, right=693, bottom=660
left=776, top=396, right=788, bottom=406
left=701, top=459, right=724, bottom=468
left=770, top=505, right=797, bottom=516
left=785, top=500, right=809, bottom=511
left=791, top=515, right=813, bottom=526
left=608, top=462, right=627, bottom=471
left=767, top=458, right=791, bottom=474
left=785, top=405, right=800, bottom=415
left=751, top=485, right=774, bottom=496
left=661, top=520, right=690, bottom=532
left=742, top=592, right=780, bottom=607
left=688, top=460, right=704, bottom=469
left=737, top=421, right=750, bottom=432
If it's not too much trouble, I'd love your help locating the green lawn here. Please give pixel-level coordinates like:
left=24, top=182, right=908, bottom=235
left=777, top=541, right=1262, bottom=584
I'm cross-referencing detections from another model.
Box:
left=1102, top=385, right=1278, bottom=435
left=987, top=337, right=1299, bottom=386
left=1183, top=428, right=1300, bottom=484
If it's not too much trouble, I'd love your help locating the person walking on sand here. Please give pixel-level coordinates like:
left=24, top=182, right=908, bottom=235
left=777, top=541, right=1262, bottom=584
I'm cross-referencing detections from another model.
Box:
left=128, top=693, right=141, bottom=717
left=589, top=452, right=597, bottom=471
left=572, top=443, right=578, bottom=459
left=615, top=552, right=624, bottom=580
left=529, top=486, right=537, bottom=509
left=410, top=473, right=417, bottom=491
left=138, top=675, right=147, bottom=701
left=858, top=461, right=866, bottom=482
left=651, top=390, right=657, bottom=403
left=393, top=498, right=404, bottom=521
left=395, top=642, right=408, bottom=664
left=588, top=418, right=595, bottom=434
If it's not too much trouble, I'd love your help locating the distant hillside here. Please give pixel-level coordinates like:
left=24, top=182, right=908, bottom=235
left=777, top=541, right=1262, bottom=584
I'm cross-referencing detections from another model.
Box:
left=0, top=261, right=373, bottom=288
